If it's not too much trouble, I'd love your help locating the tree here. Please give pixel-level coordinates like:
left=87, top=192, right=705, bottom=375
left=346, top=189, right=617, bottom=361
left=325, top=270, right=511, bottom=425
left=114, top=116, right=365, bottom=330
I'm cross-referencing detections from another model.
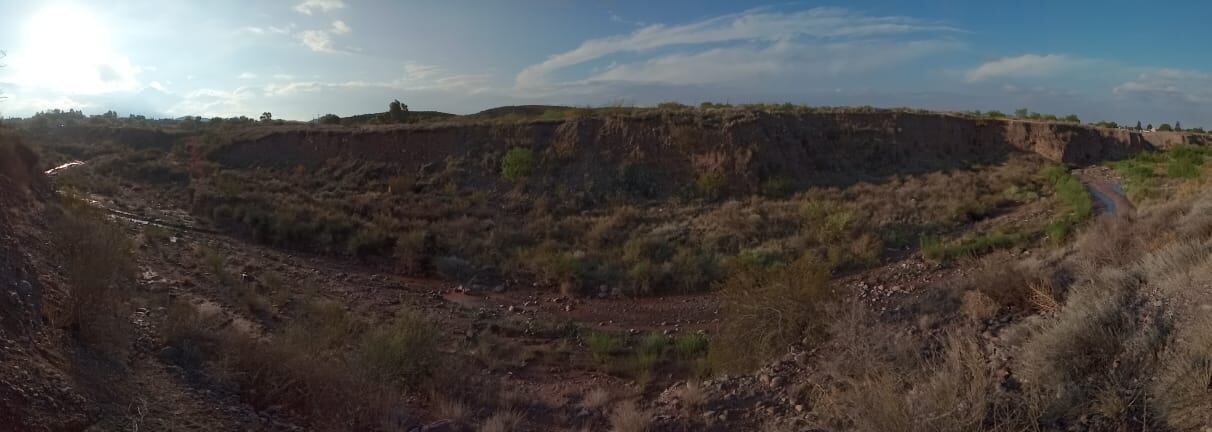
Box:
left=1175, top=121, right=1182, bottom=131
left=259, top=112, right=273, bottom=123
left=1158, top=123, right=1173, bottom=132
left=1136, top=121, right=1143, bottom=130
left=1147, top=123, right=1154, bottom=131
left=387, top=99, right=409, bottom=123
left=319, top=113, right=341, bottom=125
left=1014, top=108, right=1029, bottom=119
left=1062, top=114, right=1080, bottom=123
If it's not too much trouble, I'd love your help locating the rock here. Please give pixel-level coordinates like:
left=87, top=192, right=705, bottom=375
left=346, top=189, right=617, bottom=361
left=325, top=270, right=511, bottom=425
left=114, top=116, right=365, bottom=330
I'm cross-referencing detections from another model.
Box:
left=492, top=285, right=506, bottom=293
left=794, top=404, right=805, bottom=413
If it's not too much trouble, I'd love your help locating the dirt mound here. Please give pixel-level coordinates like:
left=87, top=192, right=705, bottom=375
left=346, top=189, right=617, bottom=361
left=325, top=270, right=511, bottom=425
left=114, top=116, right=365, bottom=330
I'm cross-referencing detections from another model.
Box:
left=208, top=110, right=1208, bottom=200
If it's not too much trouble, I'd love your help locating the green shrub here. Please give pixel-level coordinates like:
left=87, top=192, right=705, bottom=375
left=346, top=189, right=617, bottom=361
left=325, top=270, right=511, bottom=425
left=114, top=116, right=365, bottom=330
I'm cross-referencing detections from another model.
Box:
left=674, top=333, right=709, bottom=359
left=501, top=147, right=535, bottom=181
left=695, top=172, right=726, bottom=200
left=760, top=175, right=795, bottom=198
left=586, top=331, right=622, bottom=364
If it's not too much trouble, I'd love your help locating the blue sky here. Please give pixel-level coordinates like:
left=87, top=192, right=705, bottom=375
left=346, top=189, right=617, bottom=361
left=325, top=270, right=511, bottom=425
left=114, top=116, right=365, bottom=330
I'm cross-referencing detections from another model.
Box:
left=2, top=1, right=1211, bottom=127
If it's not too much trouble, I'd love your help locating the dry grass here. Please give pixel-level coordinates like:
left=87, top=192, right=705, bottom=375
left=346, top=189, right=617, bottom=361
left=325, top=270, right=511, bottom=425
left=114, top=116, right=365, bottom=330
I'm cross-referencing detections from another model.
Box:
left=432, top=396, right=472, bottom=424
left=609, top=400, right=651, bottom=432
left=582, top=387, right=612, bottom=410
left=676, top=381, right=705, bottom=413
left=709, top=255, right=831, bottom=373
left=479, top=409, right=525, bottom=432
left=52, top=195, right=136, bottom=355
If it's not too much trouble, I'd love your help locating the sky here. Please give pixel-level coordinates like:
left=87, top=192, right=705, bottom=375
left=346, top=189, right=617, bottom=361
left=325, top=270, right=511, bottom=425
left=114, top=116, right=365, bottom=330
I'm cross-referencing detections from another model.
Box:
left=2, top=0, right=1212, bottom=127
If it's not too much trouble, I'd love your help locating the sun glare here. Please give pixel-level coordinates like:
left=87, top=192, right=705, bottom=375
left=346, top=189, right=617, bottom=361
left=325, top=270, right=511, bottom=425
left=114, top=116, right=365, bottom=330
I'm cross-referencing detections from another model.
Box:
left=17, top=4, right=136, bottom=94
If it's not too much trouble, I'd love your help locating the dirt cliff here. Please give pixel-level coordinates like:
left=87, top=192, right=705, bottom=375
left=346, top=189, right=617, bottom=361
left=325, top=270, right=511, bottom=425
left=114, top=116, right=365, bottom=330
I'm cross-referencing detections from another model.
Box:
left=207, top=110, right=1211, bottom=197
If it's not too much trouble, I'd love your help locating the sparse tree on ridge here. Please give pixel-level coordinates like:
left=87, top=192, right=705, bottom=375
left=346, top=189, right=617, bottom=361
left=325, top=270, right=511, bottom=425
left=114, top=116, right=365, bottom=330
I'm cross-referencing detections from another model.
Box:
left=260, top=112, right=273, bottom=122
left=388, top=99, right=409, bottom=123
left=1136, top=121, right=1143, bottom=130
left=319, top=113, right=341, bottom=125
left=1175, top=121, right=1182, bottom=131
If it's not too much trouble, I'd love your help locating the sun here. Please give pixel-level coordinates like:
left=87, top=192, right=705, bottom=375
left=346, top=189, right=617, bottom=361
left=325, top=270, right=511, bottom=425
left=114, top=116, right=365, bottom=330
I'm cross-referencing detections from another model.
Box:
left=16, top=4, right=137, bottom=94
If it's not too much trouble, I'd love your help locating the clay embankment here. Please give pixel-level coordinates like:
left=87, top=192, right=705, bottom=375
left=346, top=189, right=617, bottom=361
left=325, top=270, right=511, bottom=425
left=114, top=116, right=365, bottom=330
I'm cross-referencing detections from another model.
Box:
left=207, top=111, right=1211, bottom=196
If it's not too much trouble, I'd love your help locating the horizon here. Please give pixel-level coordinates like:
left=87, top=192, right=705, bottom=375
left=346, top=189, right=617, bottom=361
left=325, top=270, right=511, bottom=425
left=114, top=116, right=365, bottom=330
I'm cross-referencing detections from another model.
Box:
left=1, top=1, right=1211, bottom=127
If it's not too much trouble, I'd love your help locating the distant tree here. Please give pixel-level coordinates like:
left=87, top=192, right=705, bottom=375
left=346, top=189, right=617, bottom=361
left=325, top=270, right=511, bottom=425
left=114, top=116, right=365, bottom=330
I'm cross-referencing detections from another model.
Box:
left=319, top=113, right=341, bottom=125
left=388, top=99, right=409, bottom=123
left=1147, top=123, right=1154, bottom=130
left=1062, top=114, right=1080, bottom=123
left=1014, top=108, right=1029, bottom=118
left=260, top=112, right=273, bottom=123
left=985, top=110, right=1006, bottom=118
left=1175, top=121, right=1182, bottom=131
left=1136, top=121, right=1143, bottom=130
left=210, top=117, right=225, bottom=127
left=1158, top=123, right=1173, bottom=131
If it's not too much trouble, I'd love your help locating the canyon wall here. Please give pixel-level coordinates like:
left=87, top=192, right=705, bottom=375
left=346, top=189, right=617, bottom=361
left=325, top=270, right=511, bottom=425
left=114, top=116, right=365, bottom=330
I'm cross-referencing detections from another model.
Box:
left=209, top=111, right=1212, bottom=195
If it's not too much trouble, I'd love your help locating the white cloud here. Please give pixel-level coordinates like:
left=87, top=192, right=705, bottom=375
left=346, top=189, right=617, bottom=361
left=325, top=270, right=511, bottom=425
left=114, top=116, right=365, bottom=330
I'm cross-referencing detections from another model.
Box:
left=237, top=72, right=258, bottom=79
left=331, top=20, right=351, bottom=35
left=297, top=21, right=354, bottom=53
left=168, top=87, right=258, bottom=117
left=405, top=63, right=442, bottom=80
left=516, top=6, right=962, bottom=89
left=299, top=30, right=336, bottom=52
left=965, top=54, right=1091, bottom=82
left=1113, top=68, right=1212, bottom=104
left=294, top=0, right=345, bottom=15
left=588, top=39, right=959, bottom=86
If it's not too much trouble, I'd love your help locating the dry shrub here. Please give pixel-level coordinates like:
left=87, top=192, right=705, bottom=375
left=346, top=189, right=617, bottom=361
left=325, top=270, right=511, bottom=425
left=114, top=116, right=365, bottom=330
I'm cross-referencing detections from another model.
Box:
left=582, top=387, right=612, bottom=410
left=676, top=381, right=705, bottom=416
left=356, top=307, right=441, bottom=389
left=1016, top=269, right=1141, bottom=420
left=959, top=290, right=999, bottom=323
left=432, top=396, right=471, bottom=424
left=609, top=400, right=651, bottom=432
left=53, top=195, right=136, bottom=354
left=1150, top=314, right=1212, bottom=430
left=816, top=321, right=994, bottom=432
left=709, top=256, right=831, bottom=373
left=480, top=409, right=525, bottom=432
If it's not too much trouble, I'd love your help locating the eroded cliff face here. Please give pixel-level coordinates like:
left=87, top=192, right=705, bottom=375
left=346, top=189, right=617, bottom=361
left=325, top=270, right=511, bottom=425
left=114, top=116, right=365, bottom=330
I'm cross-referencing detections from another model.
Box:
left=208, top=111, right=1210, bottom=196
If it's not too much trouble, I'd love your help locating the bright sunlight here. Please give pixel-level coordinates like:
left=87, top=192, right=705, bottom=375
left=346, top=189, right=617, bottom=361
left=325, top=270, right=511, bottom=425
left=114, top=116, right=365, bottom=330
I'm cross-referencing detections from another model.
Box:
left=15, top=4, right=138, bottom=95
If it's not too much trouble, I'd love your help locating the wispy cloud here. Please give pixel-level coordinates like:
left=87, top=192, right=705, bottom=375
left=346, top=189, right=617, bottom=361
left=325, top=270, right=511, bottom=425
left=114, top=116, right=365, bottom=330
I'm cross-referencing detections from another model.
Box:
left=297, top=21, right=354, bottom=53
left=294, top=0, right=345, bottom=16
left=965, top=54, right=1093, bottom=82
left=1114, top=68, right=1212, bottom=104
left=516, top=7, right=963, bottom=90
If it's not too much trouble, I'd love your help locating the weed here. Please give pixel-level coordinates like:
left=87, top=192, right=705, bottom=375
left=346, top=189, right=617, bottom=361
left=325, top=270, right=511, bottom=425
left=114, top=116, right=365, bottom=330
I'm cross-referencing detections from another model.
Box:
left=673, top=334, right=709, bottom=359
left=586, top=331, right=623, bottom=364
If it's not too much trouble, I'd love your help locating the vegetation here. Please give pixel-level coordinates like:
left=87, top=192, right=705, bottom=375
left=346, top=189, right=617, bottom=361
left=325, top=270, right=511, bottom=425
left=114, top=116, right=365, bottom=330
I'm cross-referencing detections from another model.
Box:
left=710, top=256, right=831, bottom=373
left=52, top=195, right=136, bottom=355
left=501, top=147, right=536, bottom=181
left=1112, top=144, right=1212, bottom=202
